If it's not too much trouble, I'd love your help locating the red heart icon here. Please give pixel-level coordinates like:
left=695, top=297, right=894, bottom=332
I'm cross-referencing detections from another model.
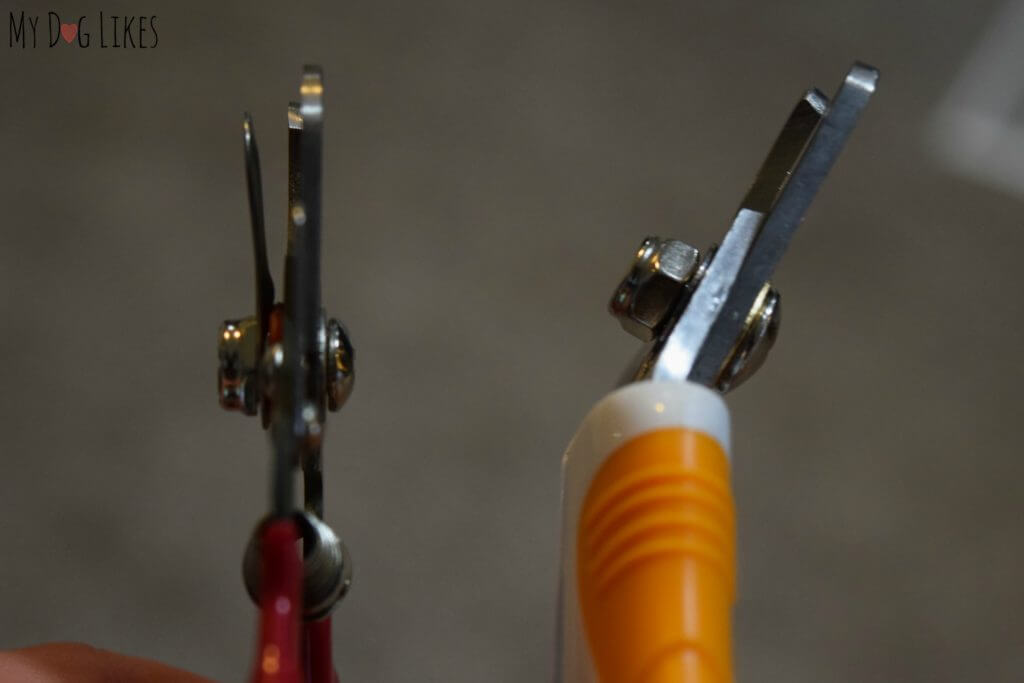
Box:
left=60, top=23, right=77, bottom=44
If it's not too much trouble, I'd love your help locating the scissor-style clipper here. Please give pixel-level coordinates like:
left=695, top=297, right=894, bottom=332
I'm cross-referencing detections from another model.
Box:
left=558, top=63, right=879, bottom=683
left=217, top=65, right=353, bottom=683
left=610, top=63, right=878, bottom=392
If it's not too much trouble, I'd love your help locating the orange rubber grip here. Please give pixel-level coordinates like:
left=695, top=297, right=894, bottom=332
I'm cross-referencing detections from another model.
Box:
left=577, top=428, right=735, bottom=683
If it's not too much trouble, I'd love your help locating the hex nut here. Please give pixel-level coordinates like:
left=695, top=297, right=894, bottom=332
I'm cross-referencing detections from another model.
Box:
left=218, top=316, right=261, bottom=415
left=609, top=237, right=701, bottom=341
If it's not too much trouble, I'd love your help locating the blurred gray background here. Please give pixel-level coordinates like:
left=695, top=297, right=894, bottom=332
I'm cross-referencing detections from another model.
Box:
left=2, top=0, right=1022, bottom=680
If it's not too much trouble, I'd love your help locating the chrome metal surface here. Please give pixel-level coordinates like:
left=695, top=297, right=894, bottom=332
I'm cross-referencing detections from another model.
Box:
left=218, top=316, right=260, bottom=415
left=219, top=66, right=352, bottom=537
left=684, top=64, right=877, bottom=387
left=215, top=68, right=363, bottom=647
left=243, top=510, right=353, bottom=620
left=242, top=113, right=275, bottom=358
left=297, top=67, right=325, bottom=410
left=271, top=66, right=328, bottom=518
left=609, top=237, right=701, bottom=342
left=217, top=115, right=276, bottom=421
left=716, top=284, right=780, bottom=392
left=286, top=102, right=302, bottom=297
left=326, top=318, right=355, bottom=412
left=617, top=63, right=878, bottom=391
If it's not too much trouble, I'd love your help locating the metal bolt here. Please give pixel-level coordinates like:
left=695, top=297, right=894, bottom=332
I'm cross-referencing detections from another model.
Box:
left=609, top=236, right=701, bottom=341
left=716, top=283, right=781, bottom=392
left=218, top=317, right=261, bottom=416
left=325, top=318, right=354, bottom=412
left=223, top=314, right=355, bottom=418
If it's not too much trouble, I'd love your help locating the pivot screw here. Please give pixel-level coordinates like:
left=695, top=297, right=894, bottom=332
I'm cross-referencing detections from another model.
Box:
left=325, top=318, right=354, bottom=412
left=716, top=283, right=781, bottom=392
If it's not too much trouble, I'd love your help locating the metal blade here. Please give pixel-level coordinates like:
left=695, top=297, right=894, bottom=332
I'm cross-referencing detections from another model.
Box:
left=298, top=66, right=324, bottom=381
left=272, top=67, right=326, bottom=518
left=242, top=113, right=275, bottom=344
left=741, top=89, right=828, bottom=213
left=283, top=102, right=302, bottom=356
left=287, top=102, right=303, bottom=223
left=270, top=100, right=307, bottom=519
left=685, top=62, right=879, bottom=386
left=297, top=66, right=326, bottom=518
left=646, top=88, right=829, bottom=383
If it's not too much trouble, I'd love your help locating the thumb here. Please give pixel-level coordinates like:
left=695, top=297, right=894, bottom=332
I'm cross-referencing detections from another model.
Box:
left=0, top=643, right=215, bottom=683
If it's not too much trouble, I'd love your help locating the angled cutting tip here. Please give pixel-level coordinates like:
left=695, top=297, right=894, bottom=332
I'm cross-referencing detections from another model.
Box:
left=742, top=88, right=828, bottom=213
left=287, top=102, right=303, bottom=131
left=848, top=61, right=880, bottom=93
left=300, top=65, right=324, bottom=117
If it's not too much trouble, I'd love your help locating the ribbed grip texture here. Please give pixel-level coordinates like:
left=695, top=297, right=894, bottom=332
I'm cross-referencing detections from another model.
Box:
left=577, top=428, right=735, bottom=683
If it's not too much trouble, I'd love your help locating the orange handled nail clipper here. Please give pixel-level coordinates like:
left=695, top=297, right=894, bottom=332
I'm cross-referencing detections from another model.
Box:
left=556, top=63, right=879, bottom=683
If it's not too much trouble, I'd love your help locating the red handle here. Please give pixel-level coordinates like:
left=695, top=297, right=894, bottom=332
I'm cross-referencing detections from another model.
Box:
left=305, top=618, right=338, bottom=683
left=250, top=518, right=340, bottom=683
left=252, top=519, right=304, bottom=683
